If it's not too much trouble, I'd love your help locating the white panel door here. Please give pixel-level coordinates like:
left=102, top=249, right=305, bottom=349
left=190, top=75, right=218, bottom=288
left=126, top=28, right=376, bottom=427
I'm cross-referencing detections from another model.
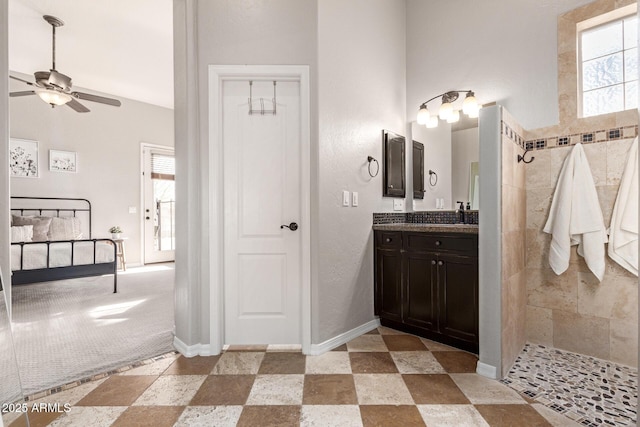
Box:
left=223, top=80, right=301, bottom=345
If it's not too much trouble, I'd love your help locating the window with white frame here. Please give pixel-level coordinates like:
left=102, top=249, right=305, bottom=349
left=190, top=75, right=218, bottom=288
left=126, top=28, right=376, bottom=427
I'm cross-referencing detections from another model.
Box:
left=579, top=13, right=637, bottom=117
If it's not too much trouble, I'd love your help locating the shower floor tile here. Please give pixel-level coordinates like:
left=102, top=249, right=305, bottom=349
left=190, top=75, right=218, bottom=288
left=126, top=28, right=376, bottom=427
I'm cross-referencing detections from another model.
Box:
left=502, top=343, right=638, bottom=426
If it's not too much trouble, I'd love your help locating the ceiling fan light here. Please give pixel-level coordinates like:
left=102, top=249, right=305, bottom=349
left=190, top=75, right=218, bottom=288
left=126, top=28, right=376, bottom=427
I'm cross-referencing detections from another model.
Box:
left=36, top=89, right=72, bottom=106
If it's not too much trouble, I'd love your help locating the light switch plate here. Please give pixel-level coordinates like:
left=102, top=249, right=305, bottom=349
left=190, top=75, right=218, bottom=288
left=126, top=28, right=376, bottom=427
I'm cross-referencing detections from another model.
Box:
left=352, top=192, right=359, bottom=207
left=128, top=206, right=137, bottom=214
left=393, top=199, right=404, bottom=211
left=342, top=190, right=350, bottom=207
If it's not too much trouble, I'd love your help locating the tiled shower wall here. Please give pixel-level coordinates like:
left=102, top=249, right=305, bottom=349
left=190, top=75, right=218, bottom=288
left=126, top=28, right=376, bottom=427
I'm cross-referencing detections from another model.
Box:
left=522, top=0, right=638, bottom=368
left=524, top=133, right=638, bottom=367
left=500, top=108, right=527, bottom=377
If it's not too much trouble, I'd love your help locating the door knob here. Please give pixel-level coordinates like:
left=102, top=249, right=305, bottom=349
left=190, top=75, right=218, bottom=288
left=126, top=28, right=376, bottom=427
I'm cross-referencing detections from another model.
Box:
left=431, top=260, right=436, bottom=265
left=281, top=222, right=299, bottom=231
left=438, top=260, right=444, bottom=266
left=145, top=216, right=150, bottom=220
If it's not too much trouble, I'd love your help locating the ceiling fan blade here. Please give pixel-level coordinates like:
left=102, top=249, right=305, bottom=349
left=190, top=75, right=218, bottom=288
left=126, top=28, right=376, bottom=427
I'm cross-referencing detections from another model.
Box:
left=67, top=98, right=90, bottom=113
left=9, top=91, right=36, bottom=97
left=10, top=75, right=35, bottom=86
left=72, top=92, right=121, bottom=107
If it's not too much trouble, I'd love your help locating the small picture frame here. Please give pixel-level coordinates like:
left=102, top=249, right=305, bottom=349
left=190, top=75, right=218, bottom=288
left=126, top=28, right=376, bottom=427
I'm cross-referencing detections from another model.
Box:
left=10, top=138, right=39, bottom=178
left=49, top=150, right=78, bottom=173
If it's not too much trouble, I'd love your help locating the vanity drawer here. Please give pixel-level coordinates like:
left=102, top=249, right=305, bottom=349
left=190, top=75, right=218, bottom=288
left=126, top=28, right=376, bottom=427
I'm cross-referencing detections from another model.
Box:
left=375, top=231, right=402, bottom=250
left=405, top=233, right=477, bottom=255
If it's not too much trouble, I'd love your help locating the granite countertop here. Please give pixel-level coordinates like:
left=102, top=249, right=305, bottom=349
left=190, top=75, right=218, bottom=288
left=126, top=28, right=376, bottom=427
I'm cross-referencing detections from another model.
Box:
left=372, top=223, right=479, bottom=234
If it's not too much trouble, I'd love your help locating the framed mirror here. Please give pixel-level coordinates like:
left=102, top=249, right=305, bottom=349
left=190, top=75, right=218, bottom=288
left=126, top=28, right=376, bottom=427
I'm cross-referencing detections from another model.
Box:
left=411, top=117, right=478, bottom=210
left=382, top=130, right=406, bottom=197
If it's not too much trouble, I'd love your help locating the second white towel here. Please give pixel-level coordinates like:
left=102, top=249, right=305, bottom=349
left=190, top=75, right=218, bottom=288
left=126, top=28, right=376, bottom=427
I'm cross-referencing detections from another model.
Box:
left=608, top=137, right=638, bottom=276
left=543, top=143, right=608, bottom=281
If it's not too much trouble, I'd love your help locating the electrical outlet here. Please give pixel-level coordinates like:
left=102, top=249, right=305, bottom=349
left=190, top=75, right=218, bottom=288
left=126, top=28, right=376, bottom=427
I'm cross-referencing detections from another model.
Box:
left=128, top=206, right=137, bottom=214
left=393, top=199, right=404, bottom=211
left=342, top=190, right=350, bottom=207
left=352, top=192, right=359, bottom=207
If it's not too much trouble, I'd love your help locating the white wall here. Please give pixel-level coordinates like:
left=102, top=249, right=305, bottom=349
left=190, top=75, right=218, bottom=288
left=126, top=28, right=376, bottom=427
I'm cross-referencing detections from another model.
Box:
left=406, top=0, right=594, bottom=131
left=452, top=127, right=479, bottom=205
left=317, top=0, right=406, bottom=342
left=9, top=75, right=174, bottom=265
left=173, top=0, right=406, bottom=348
left=173, top=0, right=318, bottom=348
left=412, top=122, right=452, bottom=210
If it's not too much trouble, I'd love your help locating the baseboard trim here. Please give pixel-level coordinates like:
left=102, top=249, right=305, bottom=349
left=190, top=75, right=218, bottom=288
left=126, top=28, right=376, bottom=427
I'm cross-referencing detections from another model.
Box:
left=476, top=361, right=498, bottom=379
left=173, top=336, right=218, bottom=357
left=308, top=318, right=381, bottom=356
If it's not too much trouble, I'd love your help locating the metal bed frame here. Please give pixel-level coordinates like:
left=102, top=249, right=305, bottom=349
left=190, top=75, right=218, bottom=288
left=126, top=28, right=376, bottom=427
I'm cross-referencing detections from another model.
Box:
left=10, top=197, right=117, bottom=292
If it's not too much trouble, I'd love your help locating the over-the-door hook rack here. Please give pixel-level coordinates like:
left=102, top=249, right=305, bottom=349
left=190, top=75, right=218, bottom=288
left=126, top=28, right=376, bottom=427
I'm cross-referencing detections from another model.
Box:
left=248, top=80, right=277, bottom=115
left=517, top=148, right=535, bottom=164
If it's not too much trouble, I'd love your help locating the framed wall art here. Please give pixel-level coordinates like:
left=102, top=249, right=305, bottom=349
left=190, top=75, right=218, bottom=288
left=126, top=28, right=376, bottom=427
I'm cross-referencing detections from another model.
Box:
left=49, top=150, right=78, bottom=173
left=9, top=138, right=39, bottom=178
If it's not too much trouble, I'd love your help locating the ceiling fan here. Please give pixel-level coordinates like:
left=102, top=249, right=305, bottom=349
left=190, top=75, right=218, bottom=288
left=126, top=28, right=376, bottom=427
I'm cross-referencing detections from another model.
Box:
left=9, top=15, right=121, bottom=113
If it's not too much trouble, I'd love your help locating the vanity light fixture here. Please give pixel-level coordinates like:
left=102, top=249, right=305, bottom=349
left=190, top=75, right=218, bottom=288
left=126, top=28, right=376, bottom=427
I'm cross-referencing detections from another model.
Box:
left=416, top=90, right=480, bottom=128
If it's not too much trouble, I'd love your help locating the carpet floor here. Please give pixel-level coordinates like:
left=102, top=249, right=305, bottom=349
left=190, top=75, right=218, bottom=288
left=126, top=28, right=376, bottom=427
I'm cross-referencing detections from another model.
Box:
left=10, top=264, right=175, bottom=395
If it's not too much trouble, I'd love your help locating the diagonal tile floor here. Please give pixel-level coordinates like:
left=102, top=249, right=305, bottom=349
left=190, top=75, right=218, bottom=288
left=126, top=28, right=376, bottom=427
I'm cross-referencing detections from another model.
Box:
left=6, top=326, right=580, bottom=426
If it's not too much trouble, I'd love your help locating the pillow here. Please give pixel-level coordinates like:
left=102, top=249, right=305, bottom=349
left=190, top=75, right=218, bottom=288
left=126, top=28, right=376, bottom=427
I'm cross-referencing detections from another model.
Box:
left=11, top=225, right=33, bottom=243
left=48, top=217, right=83, bottom=241
left=11, top=215, right=52, bottom=242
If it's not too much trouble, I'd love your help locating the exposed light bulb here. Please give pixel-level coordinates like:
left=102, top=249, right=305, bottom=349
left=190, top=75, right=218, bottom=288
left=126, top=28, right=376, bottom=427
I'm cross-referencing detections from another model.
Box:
left=36, top=89, right=72, bottom=106
left=447, top=110, right=460, bottom=123
left=439, top=102, right=453, bottom=120
left=416, top=105, right=430, bottom=125
left=426, top=115, right=439, bottom=128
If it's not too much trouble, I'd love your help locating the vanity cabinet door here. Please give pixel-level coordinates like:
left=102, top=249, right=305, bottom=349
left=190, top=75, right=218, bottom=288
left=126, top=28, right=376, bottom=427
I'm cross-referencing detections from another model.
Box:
left=403, top=251, right=437, bottom=330
left=375, top=247, right=403, bottom=323
left=437, top=253, right=478, bottom=346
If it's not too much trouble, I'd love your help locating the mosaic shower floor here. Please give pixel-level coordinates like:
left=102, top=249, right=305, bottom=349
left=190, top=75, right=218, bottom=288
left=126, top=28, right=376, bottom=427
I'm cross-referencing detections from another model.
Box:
left=502, top=344, right=637, bottom=427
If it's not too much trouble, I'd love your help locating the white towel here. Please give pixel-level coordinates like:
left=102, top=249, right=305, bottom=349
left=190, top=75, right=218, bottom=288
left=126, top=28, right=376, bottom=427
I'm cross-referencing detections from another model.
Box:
left=608, top=137, right=638, bottom=276
left=543, top=143, right=608, bottom=281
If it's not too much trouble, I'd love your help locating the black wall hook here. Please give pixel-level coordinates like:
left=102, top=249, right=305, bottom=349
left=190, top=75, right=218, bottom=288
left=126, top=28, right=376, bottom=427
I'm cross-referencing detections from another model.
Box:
left=517, top=148, right=535, bottom=164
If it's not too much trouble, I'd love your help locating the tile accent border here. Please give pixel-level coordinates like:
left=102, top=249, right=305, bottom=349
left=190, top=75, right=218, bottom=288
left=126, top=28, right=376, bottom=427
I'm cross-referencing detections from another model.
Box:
left=524, top=125, right=638, bottom=151
left=502, top=121, right=526, bottom=148
left=371, top=212, right=407, bottom=224
left=373, top=211, right=479, bottom=225
left=22, top=351, right=180, bottom=402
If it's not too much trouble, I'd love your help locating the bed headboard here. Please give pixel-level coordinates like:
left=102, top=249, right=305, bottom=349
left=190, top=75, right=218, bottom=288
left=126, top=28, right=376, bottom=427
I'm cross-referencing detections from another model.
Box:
left=10, top=197, right=92, bottom=238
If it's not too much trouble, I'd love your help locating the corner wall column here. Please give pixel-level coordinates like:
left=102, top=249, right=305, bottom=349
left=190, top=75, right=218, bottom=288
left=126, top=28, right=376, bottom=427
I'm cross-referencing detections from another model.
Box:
left=477, top=105, right=502, bottom=378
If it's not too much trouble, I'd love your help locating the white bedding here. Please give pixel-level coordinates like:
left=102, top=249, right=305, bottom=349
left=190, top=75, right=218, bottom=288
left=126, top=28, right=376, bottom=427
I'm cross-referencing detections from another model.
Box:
left=11, top=240, right=116, bottom=271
